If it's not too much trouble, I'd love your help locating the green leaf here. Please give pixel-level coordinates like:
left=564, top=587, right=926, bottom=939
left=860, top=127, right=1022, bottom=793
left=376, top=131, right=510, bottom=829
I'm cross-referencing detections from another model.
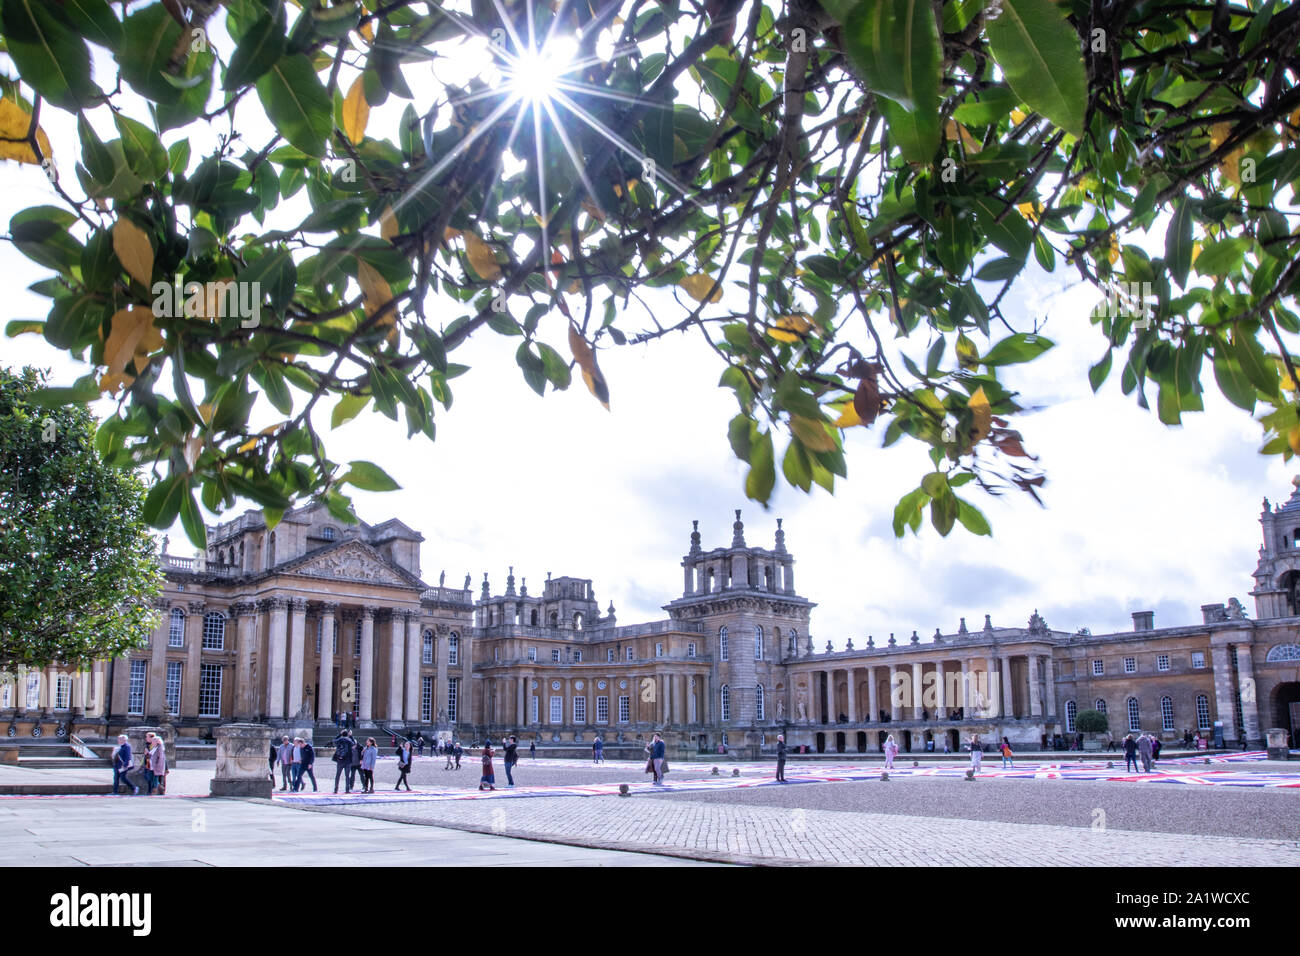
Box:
left=842, top=0, right=941, bottom=113
left=1165, top=197, right=1194, bottom=288
left=782, top=438, right=813, bottom=492
left=1212, top=349, right=1256, bottom=412
left=2, top=0, right=99, bottom=110
left=179, top=490, right=207, bottom=549
left=342, top=460, right=402, bottom=492
left=1088, top=350, right=1112, bottom=393
left=984, top=0, right=1088, bottom=137
left=892, top=488, right=928, bottom=537
left=62, top=0, right=124, bottom=52
left=982, top=333, right=1054, bottom=366
left=972, top=197, right=1033, bottom=260
left=1225, top=330, right=1278, bottom=396
left=929, top=489, right=958, bottom=535
left=255, top=54, right=332, bottom=158
left=77, top=114, right=115, bottom=182
left=879, top=96, right=939, bottom=164
left=143, top=473, right=187, bottom=528
left=1194, top=237, right=1249, bottom=278
left=114, top=113, right=169, bottom=181
left=241, top=248, right=297, bottom=312
left=744, top=429, right=776, bottom=504
left=330, top=393, right=370, bottom=429
left=116, top=3, right=184, bottom=103
left=955, top=497, right=992, bottom=536
left=224, top=7, right=288, bottom=90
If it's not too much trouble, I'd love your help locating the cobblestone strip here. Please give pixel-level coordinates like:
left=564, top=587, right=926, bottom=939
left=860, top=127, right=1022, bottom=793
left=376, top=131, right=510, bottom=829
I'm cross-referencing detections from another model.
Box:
left=305, top=795, right=1300, bottom=867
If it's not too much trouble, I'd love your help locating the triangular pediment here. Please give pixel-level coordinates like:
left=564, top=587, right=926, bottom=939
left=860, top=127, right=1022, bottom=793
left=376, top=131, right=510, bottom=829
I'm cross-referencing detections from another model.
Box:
left=282, top=540, right=421, bottom=588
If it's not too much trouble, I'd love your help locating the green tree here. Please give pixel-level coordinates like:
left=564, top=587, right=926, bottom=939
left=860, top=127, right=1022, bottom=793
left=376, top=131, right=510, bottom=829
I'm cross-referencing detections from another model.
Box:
left=0, top=367, right=162, bottom=669
left=2, top=0, right=1298, bottom=545
left=1076, top=708, right=1108, bottom=733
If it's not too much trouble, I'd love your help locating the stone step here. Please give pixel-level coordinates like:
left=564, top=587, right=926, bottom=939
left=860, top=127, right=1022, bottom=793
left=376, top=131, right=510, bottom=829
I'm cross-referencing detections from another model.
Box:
left=17, top=757, right=110, bottom=769
left=0, top=782, right=115, bottom=795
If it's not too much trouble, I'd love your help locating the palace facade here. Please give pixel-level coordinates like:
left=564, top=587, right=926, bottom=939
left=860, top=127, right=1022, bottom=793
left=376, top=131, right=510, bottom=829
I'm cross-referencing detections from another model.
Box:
left=6, top=483, right=1300, bottom=754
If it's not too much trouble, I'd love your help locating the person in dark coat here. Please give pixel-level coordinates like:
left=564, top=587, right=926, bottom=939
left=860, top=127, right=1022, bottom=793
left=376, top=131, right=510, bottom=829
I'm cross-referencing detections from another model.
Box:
left=395, top=741, right=413, bottom=791
left=529, top=739, right=536, bottom=760
left=112, top=734, right=137, bottom=795
left=775, top=734, right=787, bottom=783
left=268, top=739, right=279, bottom=783
left=1123, top=733, right=1139, bottom=772
left=331, top=730, right=355, bottom=793
left=295, top=737, right=318, bottom=792
left=503, top=736, right=519, bottom=786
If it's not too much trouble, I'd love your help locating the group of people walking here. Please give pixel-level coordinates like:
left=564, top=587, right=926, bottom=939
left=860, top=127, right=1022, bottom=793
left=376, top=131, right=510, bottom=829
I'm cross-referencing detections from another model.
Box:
left=110, top=732, right=168, bottom=795
left=1122, top=732, right=1162, bottom=772
left=268, top=735, right=319, bottom=792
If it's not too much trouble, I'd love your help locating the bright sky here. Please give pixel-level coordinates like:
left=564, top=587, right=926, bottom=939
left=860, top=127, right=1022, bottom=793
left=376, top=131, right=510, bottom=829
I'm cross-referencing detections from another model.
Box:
left=1, top=5, right=1289, bottom=648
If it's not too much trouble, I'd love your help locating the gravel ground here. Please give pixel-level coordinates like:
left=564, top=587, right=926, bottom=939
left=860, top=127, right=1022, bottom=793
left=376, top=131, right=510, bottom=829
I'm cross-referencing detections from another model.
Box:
left=647, top=774, right=1300, bottom=840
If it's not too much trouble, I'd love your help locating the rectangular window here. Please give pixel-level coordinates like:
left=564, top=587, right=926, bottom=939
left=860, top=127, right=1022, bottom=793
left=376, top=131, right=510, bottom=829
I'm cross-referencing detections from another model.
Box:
left=447, top=678, right=458, bottom=722
left=606, top=648, right=614, bottom=662
left=596, top=696, right=608, bottom=723
left=530, top=694, right=539, bottom=724
left=165, top=661, right=182, bottom=716
left=618, top=695, right=630, bottom=723
left=423, top=634, right=433, bottom=664
left=421, top=676, right=433, bottom=722
left=169, top=623, right=185, bottom=648
left=626, top=647, right=634, bottom=661
left=573, top=650, right=581, bottom=662
left=54, top=675, right=71, bottom=710
left=688, top=643, right=696, bottom=658
left=354, top=625, right=362, bottom=657
left=1161, top=697, right=1175, bottom=732
left=333, top=622, right=338, bottom=655
left=315, top=619, right=322, bottom=654
left=656, top=642, right=664, bottom=658
left=573, top=696, right=587, bottom=723
left=494, top=647, right=500, bottom=663
left=1191, top=651, right=1206, bottom=669
left=0, top=677, right=10, bottom=710
left=1123, top=657, right=1136, bottom=674
left=550, top=696, right=563, bottom=724
left=353, top=669, right=359, bottom=710
left=25, top=672, right=40, bottom=710
left=198, top=663, right=222, bottom=718
left=1157, top=654, right=1170, bottom=672
left=448, top=636, right=459, bottom=666
left=202, top=614, right=224, bottom=651
left=529, top=647, right=537, bottom=662
left=1092, top=659, right=1104, bottom=676
left=1196, top=695, right=1211, bottom=730
left=128, top=660, right=146, bottom=715
left=551, top=649, right=560, bottom=662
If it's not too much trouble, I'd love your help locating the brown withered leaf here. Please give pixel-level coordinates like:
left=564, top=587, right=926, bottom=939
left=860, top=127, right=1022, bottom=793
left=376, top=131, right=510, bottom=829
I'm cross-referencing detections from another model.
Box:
left=990, top=428, right=1038, bottom=460
left=568, top=322, right=610, bottom=409
left=852, top=368, right=881, bottom=426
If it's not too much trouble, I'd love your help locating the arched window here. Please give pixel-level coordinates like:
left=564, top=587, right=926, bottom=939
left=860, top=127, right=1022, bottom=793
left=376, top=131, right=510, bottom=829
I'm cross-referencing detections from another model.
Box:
left=1095, top=699, right=1107, bottom=714
left=573, top=612, right=583, bottom=630
left=720, top=684, right=731, bottom=721
left=1160, top=696, right=1174, bottom=732
left=422, top=630, right=434, bottom=664
left=549, top=611, right=558, bottom=627
left=530, top=609, right=539, bottom=626
left=1127, top=697, right=1140, bottom=732
left=755, top=684, right=765, bottom=721
left=448, top=632, right=459, bottom=665
left=1265, top=643, right=1300, bottom=662
left=169, top=608, right=185, bottom=647
left=789, top=628, right=798, bottom=652
left=1065, top=700, right=1077, bottom=733
left=322, top=526, right=336, bottom=541
left=1196, top=695, right=1211, bottom=731
left=203, top=612, right=225, bottom=651
left=719, top=626, right=729, bottom=661
left=754, top=625, right=764, bottom=660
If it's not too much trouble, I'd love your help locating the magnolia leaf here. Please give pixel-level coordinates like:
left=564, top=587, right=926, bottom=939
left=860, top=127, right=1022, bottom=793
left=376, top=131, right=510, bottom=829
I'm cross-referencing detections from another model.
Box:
left=342, top=75, right=370, bottom=144
left=112, top=217, right=154, bottom=286
left=790, top=415, right=837, bottom=451
left=102, top=305, right=164, bottom=386
left=679, top=272, right=723, bottom=303
left=767, top=313, right=814, bottom=343
left=0, top=98, right=52, bottom=165
left=357, top=259, right=394, bottom=320
left=463, top=232, right=502, bottom=280
left=568, top=322, right=610, bottom=409
left=985, top=0, right=1087, bottom=138
left=968, top=386, right=992, bottom=443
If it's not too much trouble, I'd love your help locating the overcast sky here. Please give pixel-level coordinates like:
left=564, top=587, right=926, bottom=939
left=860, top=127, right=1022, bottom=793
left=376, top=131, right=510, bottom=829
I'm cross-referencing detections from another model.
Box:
left=2, top=10, right=1291, bottom=647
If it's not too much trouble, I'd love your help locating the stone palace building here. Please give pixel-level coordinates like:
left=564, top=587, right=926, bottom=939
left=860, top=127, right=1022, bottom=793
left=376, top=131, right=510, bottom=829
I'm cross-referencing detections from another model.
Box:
left=6, top=482, right=1300, bottom=754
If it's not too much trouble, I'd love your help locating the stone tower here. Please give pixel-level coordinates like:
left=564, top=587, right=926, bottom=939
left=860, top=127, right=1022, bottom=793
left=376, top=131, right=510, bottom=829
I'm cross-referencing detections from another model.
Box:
left=1251, top=478, right=1300, bottom=619
left=663, top=512, right=814, bottom=730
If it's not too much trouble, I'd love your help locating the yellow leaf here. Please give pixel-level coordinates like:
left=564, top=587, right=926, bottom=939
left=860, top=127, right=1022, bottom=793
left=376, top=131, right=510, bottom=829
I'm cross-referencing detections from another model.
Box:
left=832, top=401, right=863, bottom=428
left=1210, top=121, right=1243, bottom=183
left=611, top=178, right=638, bottom=197
left=463, top=232, right=502, bottom=280
left=102, top=305, right=164, bottom=388
left=356, top=259, right=394, bottom=321
left=568, top=322, right=610, bottom=409
left=6, top=320, right=44, bottom=336
left=379, top=205, right=398, bottom=241
left=342, top=76, right=370, bottom=145
left=443, top=226, right=462, bottom=241
left=943, top=118, right=981, bottom=153
left=969, top=386, right=992, bottom=443
left=790, top=415, right=837, bottom=452
left=1010, top=108, right=1027, bottom=125
left=187, top=280, right=235, bottom=322
left=1107, top=233, right=1120, bottom=265
left=197, top=403, right=215, bottom=425
left=236, top=436, right=259, bottom=454
left=1289, top=426, right=1300, bottom=455
left=679, top=272, right=723, bottom=304
left=767, top=313, right=814, bottom=343
left=183, top=434, right=203, bottom=472
left=359, top=20, right=374, bottom=43
left=1017, top=200, right=1042, bottom=223
left=113, top=217, right=155, bottom=286
left=99, top=372, right=133, bottom=394
left=1286, top=107, right=1300, bottom=143
left=0, top=98, right=52, bottom=165
left=1276, top=358, right=1297, bottom=392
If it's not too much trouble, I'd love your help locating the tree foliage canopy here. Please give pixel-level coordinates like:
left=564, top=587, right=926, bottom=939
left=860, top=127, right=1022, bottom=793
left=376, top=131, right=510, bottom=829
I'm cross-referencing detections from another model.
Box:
left=0, top=366, right=162, bottom=669
left=1075, top=708, right=1108, bottom=733
left=2, top=0, right=1299, bottom=545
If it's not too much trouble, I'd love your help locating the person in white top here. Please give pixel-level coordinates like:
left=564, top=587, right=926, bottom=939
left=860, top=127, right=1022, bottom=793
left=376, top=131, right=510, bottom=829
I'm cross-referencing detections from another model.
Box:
left=883, top=734, right=898, bottom=770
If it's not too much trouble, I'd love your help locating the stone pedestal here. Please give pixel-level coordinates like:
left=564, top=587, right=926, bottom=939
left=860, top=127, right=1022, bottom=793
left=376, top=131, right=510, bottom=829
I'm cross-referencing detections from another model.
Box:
left=1265, top=727, right=1290, bottom=760
left=122, top=724, right=176, bottom=768
left=211, top=723, right=275, bottom=798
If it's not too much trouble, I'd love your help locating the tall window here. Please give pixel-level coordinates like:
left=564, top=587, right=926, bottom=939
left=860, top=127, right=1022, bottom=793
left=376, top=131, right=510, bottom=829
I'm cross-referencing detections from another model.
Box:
left=550, top=696, right=563, bottom=723
left=530, top=694, right=539, bottom=723
left=201, top=611, right=225, bottom=651
left=551, top=648, right=560, bottom=662
left=128, top=660, right=146, bottom=715
left=573, top=696, right=587, bottom=723
left=54, top=674, right=71, bottom=710
left=1156, top=654, right=1170, bottom=672
left=1065, top=699, right=1077, bottom=733
left=0, top=677, right=10, bottom=710
left=315, top=618, right=322, bottom=654
left=720, top=684, right=731, bottom=721
left=322, top=526, right=336, bottom=541
left=421, top=676, right=433, bottom=722
left=447, top=678, right=458, bottom=722
left=169, top=608, right=185, bottom=647
left=448, top=633, right=459, bottom=665
left=755, top=684, right=765, bottom=720
left=606, top=648, right=613, bottom=662
left=1160, top=696, right=1175, bottom=732
left=688, top=642, right=696, bottom=658
left=618, top=695, right=630, bottom=722
left=626, top=646, right=634, bottom=661
left=789, top=629, right=798, bottom=652
left=267, top=531, right=276, bottom=567
left=1196, top=695, right=1211, bottom=730
left=573, top=650, right=581, bottom=662
left=755, top=626, right=764, bottom=660
left=199, top=663, right=222, bottom=717
left=529, top=647, right=537, bottom=662
left=165, top=661, right=182, bottom=715
left=494, top=647, right=500, bottom=663
left=1127, top=697, right=1140, bottom=732
left=596, top=696, right=609, bottom=723
left=25, top=672, right=40, bottom=710
left=354, top=620, right=362, bottom=656
left=1095, top=699, right=1107, bottom=714
left=423, top=630, right=433, bottom=664
left=1123, top=657, right=1136, bottom=674
left=719, top=626, right=729, bottom=662
left=655, top=642, right=664, bottom=658
left=1092, top=660, right=1104, bottom=676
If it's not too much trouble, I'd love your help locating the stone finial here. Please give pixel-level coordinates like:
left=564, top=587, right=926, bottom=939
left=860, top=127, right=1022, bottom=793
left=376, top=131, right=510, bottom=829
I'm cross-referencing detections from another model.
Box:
left=867, top=635, right=875, bottom=648
left=732, top=509, right=746, bottom=548
left=606, top=601, right=617, bottom=624
left=983, top=614, right=994, bottom=634
left=689, top=519, right=702, bottom=555
left=1028, top=609, right=1048, bottom=635
left=161, top=534, right=170, bottom=555
left=958, top=616, right=968, bottom=635
left=888, top=633, right=896, bottom=646
left=825, top=640, right=833, bottom=653
left=846, top=637, right=854, bottom=650
left=933, top=627, right=942, bottom=643
left=481, top=573, right=491, bottom=601
left=774, top=517, right=787, bottom=554
left=805, top=635, right=814, bottom=656
left=505, top=566, right=516, bottom=597
left=519, top=577, right=528, bottom=597
left=910, top=630, right=919, bottom=644
left=1263, top=497, right=1271, bottom=513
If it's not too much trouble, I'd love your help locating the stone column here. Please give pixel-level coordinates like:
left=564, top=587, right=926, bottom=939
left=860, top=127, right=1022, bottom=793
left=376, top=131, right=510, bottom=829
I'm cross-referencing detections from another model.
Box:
left=1044, top=655, right=1056, bottom=719
left=180, top=601, right=205, bottom=717
left=232, top=602, right=257, bottom=721
left=435, top=625, right=449, bottom=723
left=1235, top=644, right=1261, bottom=746
left=405, top=613, right=421, bottom=721
left=846, top=668, right=856, bottom=723
left=317, top=603, right=337, bottom=721
left=460, top=632, right=474, bottom=726
left=266, top=597, right=289, bottom=719
left=388, top=610, right=405, bottom=720
left=783, top=559, right=795, bottom=594
left=517, top=676, right=526, bottom=726
left=888, top=664, right=901, bottom=721
left=984, top=656, right=997, bottom=718
left=911, top=661, right=923, bottom=719
left=1028, top=653, right=1043, bottom=717
left=1000, top=655, right=1013, bottom=719
left=287, top=598, right=307, bottom=718
left=866, top=666, right=877, bottom=723
left=934, top=660, right=946, bottom=718
left=960, top=658, right=971, bottom=714
left=359, top=607, right=376, bottom=722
